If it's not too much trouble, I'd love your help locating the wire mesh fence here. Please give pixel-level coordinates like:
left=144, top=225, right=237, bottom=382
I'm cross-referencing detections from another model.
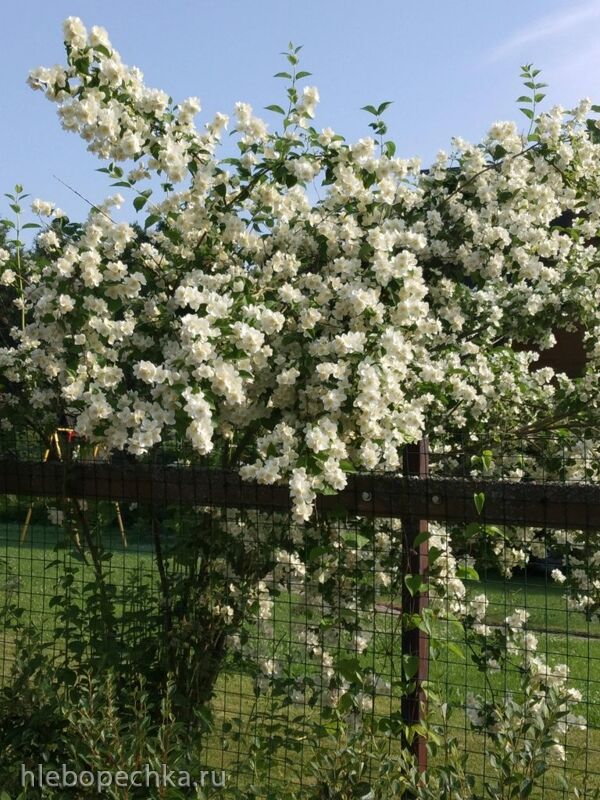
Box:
left=1, top=430, right=600, bottom=797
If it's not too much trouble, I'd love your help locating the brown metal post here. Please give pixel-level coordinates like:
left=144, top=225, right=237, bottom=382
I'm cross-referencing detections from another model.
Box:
left=401, top=439, right=429, bottom=771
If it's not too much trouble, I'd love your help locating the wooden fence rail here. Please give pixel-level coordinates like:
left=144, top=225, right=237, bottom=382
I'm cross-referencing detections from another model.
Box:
left=1, top=459, right=599, bottom=529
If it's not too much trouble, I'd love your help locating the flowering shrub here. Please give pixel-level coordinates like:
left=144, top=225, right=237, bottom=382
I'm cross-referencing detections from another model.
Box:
left=2, top=19, right=600, bottom=517
left=1, top=16, right=600, bottom=797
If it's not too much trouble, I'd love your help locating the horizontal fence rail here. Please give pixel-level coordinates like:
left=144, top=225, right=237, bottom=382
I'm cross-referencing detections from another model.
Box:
left=1, top=459, right=600, bottom=528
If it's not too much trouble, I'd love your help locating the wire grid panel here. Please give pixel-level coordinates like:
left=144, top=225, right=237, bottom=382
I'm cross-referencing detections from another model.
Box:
left=0, top=434, right=408, bottom=795
left=425, top=436, right=600, bottom=799
left=0, top=432, right=600, bottom=797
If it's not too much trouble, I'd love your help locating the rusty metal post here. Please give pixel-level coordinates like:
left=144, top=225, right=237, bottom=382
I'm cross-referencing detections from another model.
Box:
left=401, top=439, right=429, bottom=771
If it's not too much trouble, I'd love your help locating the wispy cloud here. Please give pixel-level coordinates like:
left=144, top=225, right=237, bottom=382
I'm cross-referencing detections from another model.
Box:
left=488, top=1, right=600, bottom=63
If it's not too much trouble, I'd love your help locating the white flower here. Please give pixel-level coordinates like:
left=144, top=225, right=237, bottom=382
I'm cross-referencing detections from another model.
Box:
left=548, top=743, right=566, bottom=762
left=0, top=269, right=16, bottom=286
left=298, top=86, right=320, bottom=118
left=89, top=25, right=111, bottom=49
left=31, top=198, right=54, bottom=216
left=57, top=294, right=75, bottom=314
left=551, top=568, right=567, bottom=584
left=63, top=16, right=87, bottom=51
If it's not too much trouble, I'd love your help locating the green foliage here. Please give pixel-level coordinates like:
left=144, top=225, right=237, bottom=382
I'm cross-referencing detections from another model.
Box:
left=0, top=658, right=215, bottom=798
left=518, top=64, right=547, bottom=139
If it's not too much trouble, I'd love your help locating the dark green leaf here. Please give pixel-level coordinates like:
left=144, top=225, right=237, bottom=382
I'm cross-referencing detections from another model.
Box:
left=94, top=44, right=112, bottom=58
left=474, top=492, right=485, bottom=515
left=376, top=101, right=393, bottom=115
left=456, top=565, right=480, bottom=581
left=413, top=530, right=429, bottom=547
left=265, top=104, right=286, bottom=115
left=337, top=657, right=363, bottom=684
left=144, top=214, right=160, bottom=229
left=405, top=574, right=428, bottom=596
left=403, top=654, right=419, bottom=679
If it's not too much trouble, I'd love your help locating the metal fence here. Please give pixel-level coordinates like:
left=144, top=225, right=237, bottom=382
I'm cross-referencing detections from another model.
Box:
left=1, top=431, right=600, bottom=798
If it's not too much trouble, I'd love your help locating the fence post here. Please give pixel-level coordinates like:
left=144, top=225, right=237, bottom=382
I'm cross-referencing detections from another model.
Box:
left=401, top=438, right=429, bottom=771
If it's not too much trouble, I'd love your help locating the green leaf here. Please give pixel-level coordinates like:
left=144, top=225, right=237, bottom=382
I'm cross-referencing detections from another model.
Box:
left=376, top=101, right=393, bottom=115
left=403, top=654, right=419, bottom=679
left=520, top=778, right=534, bottom=798
left=295, top=70, right=312, bottom=79
left=482, top=450, right=493, bottom=471
left=534, top=93, right=546, bottom=102
left=274, top=71, right=292, bottom=79
left=133, top=195, right=148, bottom=212
left=337, top=657, right=363, bottom=684
left=474, top=492, right=485, bottom=515
left=447, top=642, right=465, bottom=661
left=361, top=104, right=379, bottom=116
left=428, top=546, right=442, bottom=566
left=405, top=574, right=428, bottom=596
left=265, top=104, right=286, bottom=115
left=144, top=214, right=160, bottom=230
left=22, top=223, right=41, bottom=229
left=456, top=565, right=480, bottom=581
left=413, top=530, right=429, bottom=547
left=516, top=95, right=532, bottom=103
left=338, top=692, right=354, bottom=713
left=94, top=44, right=112, bottom=58
left=520, top=107, right=534, bottom=119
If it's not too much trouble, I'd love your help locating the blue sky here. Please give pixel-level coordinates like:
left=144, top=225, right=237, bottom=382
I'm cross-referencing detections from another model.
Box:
left=2, top=0, right=599, bottom=222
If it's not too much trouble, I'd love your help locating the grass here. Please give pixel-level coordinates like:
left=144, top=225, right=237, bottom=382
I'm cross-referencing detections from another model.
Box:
left=3, top=516, right=600, bottom=796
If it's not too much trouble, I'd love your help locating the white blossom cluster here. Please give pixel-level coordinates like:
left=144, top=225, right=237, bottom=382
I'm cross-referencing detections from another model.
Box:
left=2, top=17, right=600, bottom=526
left=466, top=607, right=586, bottom=766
